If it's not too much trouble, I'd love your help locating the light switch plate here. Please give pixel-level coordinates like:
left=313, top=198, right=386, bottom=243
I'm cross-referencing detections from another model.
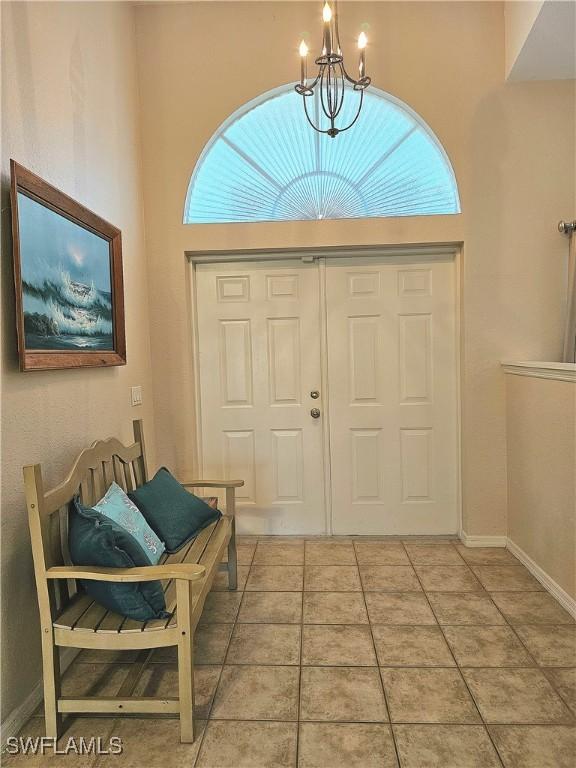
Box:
left=131, top=386, right=143, bottom=407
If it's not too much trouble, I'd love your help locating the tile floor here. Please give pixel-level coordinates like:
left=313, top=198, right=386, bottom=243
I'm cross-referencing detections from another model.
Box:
left=6, top=537, right=576, bottom=768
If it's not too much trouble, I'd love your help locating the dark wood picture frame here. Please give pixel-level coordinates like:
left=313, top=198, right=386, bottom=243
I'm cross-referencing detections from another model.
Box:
left=10, top=160, right=126, bottom=371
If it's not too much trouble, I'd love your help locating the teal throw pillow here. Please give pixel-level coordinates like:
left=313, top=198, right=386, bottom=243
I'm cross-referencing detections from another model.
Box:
left=129, top=467, right=221, bottom=553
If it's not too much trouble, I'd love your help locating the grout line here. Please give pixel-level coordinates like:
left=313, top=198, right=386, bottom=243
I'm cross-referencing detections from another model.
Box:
left=353, top=542, right=403, bottom=767
left=403, top=541, right=506, bottom=768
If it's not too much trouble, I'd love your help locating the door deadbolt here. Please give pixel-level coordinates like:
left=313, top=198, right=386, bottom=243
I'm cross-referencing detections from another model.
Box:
left=310, top=408, right=321, bottom=418
left=310, top=390, right=320, bottom=399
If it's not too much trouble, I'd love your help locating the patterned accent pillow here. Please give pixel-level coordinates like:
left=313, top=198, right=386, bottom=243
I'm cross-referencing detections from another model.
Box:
left=89, top=482, right=165, bottom=564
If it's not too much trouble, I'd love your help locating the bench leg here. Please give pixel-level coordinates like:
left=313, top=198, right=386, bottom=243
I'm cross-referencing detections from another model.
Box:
left=42, top=632, right=62, bottom=739
left=227, top=526, right=238, bottom=591
left=226, top=489, right=238, bottom=591
left=177, top=582, right=195, bottom=743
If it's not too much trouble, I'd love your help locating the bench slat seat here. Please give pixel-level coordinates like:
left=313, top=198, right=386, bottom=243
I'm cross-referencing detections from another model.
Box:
left=24, top=419, right=241, bottom=744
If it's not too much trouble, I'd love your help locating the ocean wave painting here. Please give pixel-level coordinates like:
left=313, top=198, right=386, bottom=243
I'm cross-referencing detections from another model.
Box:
left=18, top=191, right=114, bottom=351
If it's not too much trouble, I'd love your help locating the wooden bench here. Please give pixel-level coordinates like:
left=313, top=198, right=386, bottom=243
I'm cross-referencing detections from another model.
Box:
left=23, top=419, right=243, bottom=743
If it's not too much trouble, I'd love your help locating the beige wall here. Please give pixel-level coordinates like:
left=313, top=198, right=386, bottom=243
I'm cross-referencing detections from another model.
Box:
left=506, top=374, right=575, bottom=599
left=135, top=1, right=575, bottom=537
left=1, top=2, right=155, bottom=720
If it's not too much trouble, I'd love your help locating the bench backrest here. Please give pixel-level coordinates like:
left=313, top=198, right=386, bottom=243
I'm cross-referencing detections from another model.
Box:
left=23, top=420, right=149, bottom=625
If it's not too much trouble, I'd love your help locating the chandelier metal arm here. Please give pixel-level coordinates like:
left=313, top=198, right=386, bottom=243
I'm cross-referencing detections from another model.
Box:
left=295, top=0, right=371, bottom=137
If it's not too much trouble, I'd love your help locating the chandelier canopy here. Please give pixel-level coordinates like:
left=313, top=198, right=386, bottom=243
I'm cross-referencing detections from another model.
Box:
left=295, top=1, right=371, bottom=137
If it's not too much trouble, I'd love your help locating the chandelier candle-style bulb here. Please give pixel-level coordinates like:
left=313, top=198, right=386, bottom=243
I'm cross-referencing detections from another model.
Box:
left=299, top=40, right=308, bottom=84
left=358, top=32, right=367, bottom=77
left=322, top=2, right=332, bottom=55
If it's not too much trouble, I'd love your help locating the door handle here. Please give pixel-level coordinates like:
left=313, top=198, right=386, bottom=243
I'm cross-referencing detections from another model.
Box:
left=310, top=390, right=320, bottom=399
left=310, top=408, right=321, bottom=419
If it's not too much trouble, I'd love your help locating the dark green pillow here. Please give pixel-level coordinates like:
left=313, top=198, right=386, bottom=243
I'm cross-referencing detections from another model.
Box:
left=69, top=499, right=169, bottom=622
left=129, top=467, right=221, bottom=553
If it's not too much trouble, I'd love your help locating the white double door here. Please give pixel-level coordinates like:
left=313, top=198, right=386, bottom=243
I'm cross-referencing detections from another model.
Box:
left=195, top=255, right=458, bottom=535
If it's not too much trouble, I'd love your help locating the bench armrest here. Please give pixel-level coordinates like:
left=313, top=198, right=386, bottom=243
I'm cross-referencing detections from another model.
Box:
left=46, top=563, right=206, bottom=583
left=180, top=479, right=244, bottom=489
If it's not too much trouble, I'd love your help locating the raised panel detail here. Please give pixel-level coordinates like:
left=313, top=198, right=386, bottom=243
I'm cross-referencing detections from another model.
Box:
left=399, top=314, right=432, bottom=403
left=398, top=269, right=432, bottom=296
left=271, top=430, right=303, bottom=502
left=267, top=318, right=301, bottom=404
left=219, top=320, right=253, bottom=406
left=267, top=274, right=299, bottom=299
left=401, top=429, right=433, bottom=501
left=217, top=275, right=250, bottom=302
left=351, top=429, right=383, bottom=502
left=348, top=272, right=380, bottom=297
left=223, top=431, right=255, bottom=502
left=349, top=316, right=380, bottom=404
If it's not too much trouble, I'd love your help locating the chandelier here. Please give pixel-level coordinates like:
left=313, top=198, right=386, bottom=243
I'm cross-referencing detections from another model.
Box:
left=295, top=1, right=371, bottom=138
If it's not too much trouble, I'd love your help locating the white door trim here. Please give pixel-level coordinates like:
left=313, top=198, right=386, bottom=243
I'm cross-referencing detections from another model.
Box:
left=188, top=244, right=463, bottom=536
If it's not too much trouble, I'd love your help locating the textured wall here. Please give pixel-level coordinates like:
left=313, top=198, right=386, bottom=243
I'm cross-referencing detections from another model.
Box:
left=1, top=1, right=155, bottom=721
left=506, top=375, right=575, bottom=599
left=134, top=1, right=575, bottom=538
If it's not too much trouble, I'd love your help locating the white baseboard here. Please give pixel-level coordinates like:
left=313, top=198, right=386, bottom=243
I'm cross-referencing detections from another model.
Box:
left=506, top=538, right=576, bottom=619
left=459, top=531, right=507, bottom=548
left=1, top=647, right=79, bottom=746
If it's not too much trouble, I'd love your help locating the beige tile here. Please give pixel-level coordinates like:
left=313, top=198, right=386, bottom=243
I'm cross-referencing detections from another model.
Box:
left=302, top=625, right=376, bottom=666
left=238, top=591, right=302, bottom=624
left=200, top=591, right=243, bottom=623
left=300, top=666, right=388, bottom=722
left=427, top=592, right=506, bottom=625
left=365, top=592, right=437, bottom=625
left=491, top=592, right=576, bottom=625
left=416, top=566, right=482, bottom=592
left=544, top=669, right=576, bottom=715
left=253, top=542, right=304, bottom=565
left=393, top=725, right=501, bottom=768
left=211, top=565, right=249, bottom=591
left=211, top=665, right=299, bottom=721
left=404, top=542, right=464, bottom=565
left=133, top=663, right=220, bottom=718
left=472, top=565, right=544, bottom=592
left=298, top=723, right=398, bottom=768
left=381, top=668, right=480, bottom=724
left=462, top=668, right=574, bottom=724
left=489, top=725, right=576, bottom=768
left=35, top=663, right=132, bottom=714
left=515, top=625, right=576, bottom=667
left=354, top=540, right=410, bottom=565
left=94, top=718, right=206, bottom=768
left=76, top=649, right=139, bottom=663
left=197, top=720, right=297, bottom=767
left=305, top=540, right=356, bottom=565
left=227, top=623, right=301, bottom=665
left=303, top=592, right=368, bottom=624
left=153, top=624, right=233, bottom=664
left=455, top=545, right=519, bottom=566
left=222, top=543, right=256, bottom=565
left=246, top=565, right=304, bottom=591
left=304, top=565, right=361, bottom=591
left=237, top=535, right=259, bottom=545
left=372, top=625, right=455, bottom=667
left=7, top=716, right=115, bottom=768
left=360, top=565, right=421, bottom=592
left=443, top=625, right=534, bottom=667
left=258, top=537, right=305, bottom=545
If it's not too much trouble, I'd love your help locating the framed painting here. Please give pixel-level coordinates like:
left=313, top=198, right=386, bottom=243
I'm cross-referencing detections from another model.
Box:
left=10, top=160, right=126, bottom=371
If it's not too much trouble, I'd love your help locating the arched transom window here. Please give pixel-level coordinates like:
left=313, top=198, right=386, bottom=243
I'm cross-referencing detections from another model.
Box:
left=184, top=84, right=460, bottom=224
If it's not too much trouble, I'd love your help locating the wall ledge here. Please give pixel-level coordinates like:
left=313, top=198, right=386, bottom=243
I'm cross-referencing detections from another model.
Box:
left=502, top=361, right=576, bottom=383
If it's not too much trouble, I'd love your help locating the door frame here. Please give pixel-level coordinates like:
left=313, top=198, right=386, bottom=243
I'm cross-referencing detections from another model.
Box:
left=187, top=242, right=463, bottom=536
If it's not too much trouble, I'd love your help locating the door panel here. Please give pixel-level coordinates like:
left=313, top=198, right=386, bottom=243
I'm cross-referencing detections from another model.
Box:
left=326, top=258, right=458, bottom=535
left=196, top=261, right=326, bottom=535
